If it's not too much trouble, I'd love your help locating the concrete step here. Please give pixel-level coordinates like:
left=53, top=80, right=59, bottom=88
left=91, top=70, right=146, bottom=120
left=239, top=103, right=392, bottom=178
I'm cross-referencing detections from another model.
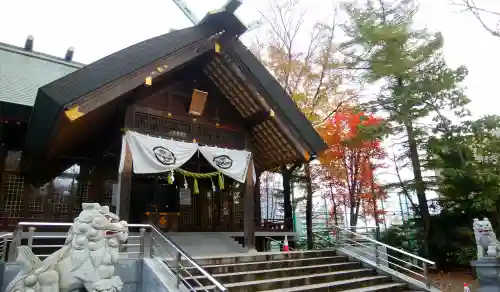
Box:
left=186, top=250, right=338, bottom=265
left=339, top=283, right=409, bottom=292
left=180, top=255, right=350, bottom=274
left=191, top=269, right=379, bottom=291
left=174, top=250, right=414, bottom=292
left=184, top=262, right=364, bottom=286
left=198, top=275, right=395, bottom=292
left=164, top=233, right=247, bottom=256
left=260, top=278, right=406, bottom=292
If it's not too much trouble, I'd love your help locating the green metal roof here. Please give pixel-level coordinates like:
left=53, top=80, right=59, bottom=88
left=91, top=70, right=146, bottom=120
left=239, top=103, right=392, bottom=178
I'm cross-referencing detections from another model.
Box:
left=0, top=43, right=84, bottom=106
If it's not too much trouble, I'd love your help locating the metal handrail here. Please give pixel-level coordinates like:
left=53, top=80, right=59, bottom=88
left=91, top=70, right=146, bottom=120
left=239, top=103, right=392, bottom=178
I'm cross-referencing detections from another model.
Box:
left=324, top=233, right=424, bottom=272
left=332, top=224, right=434, bottom=264
left=149, top=224, right=227, bottom=291
left=13, top=222, right=227, bottom=292
left=316, top=225, right=436, bottom=290
left=313, top=226, right=377, bottom=239
left=0, top=232, right=12, bottom=262
left=264, top=236, right=295, bottom=251
left=18, top=222, right=150, bottom=228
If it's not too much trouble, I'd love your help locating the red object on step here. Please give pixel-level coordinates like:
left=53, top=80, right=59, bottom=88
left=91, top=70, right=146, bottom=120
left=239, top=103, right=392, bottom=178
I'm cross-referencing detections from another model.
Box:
left=283, top=235, right=289, bottom=252
left=464, top=283, right=470, bottom=292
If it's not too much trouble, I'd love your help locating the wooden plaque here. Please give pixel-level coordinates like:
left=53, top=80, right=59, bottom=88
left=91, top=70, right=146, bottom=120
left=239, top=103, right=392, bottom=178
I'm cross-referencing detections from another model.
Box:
left=189, top=89, right=208, bottom=116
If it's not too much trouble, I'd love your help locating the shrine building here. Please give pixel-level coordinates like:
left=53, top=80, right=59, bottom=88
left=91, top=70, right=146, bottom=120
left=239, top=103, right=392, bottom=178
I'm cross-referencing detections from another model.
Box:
left=0, top=7, right=326, bottom=249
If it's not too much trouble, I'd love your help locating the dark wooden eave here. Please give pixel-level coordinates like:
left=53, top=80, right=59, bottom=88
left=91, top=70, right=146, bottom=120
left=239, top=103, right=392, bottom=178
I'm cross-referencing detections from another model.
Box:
left=227, top=41, right=327, bottom=154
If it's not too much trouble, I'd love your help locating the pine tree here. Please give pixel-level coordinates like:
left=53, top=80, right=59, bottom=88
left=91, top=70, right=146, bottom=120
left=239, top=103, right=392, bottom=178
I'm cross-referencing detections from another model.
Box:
left=341, top=0, right=469, bottom=256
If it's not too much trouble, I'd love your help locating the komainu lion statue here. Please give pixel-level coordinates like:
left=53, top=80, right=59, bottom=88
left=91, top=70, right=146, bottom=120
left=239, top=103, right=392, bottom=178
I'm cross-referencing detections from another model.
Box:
left=473, top=217, right=500, bottom=259
left=6, top=203, right=129, bottom=292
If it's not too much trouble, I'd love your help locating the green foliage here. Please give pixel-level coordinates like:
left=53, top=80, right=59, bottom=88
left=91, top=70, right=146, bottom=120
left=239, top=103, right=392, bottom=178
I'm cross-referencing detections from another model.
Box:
left=342, top=0, right=469, bottom=133
left=425, top=213, right=476, bottom=269
left=428, top=115, right=500, bottom=223
left=381, top=215, right=477, bottom=269
left=380, top=223, right=413, bottom=250
left=341, top=0, right=470, bottom=257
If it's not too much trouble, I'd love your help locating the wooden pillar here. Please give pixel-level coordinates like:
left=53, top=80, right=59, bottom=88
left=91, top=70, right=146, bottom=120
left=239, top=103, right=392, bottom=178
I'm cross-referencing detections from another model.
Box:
left=20, top=183, right=36, bottom=221
left=0, top=145, right=6, bottom=228
left=88, top=164, right=106, bottom=203
left=67, top=177, right=78, bottom=221
left=43, top=183, right=55, bottom=221
left=243, top=158, right=256, bottom=251
left=73, top=164, right=89, bottom=215
left=117, top=141, right=132, bottom=221
left=228, top=192, right=234, bottom=231
left=254, top=171, right=262, bottom=228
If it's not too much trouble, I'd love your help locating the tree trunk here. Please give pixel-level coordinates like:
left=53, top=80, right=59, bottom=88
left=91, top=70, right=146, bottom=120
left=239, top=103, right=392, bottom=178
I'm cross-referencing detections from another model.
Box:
left=305, top=163, right=314, bottom=250
left=349, top=207, right=356, bottom=230
left=349, top=200, right=360, bottom=232
left=329, top=183, right=339, bottom=226
left=495, top=200, right=500, bottom=235
left=405, top=120, right=431, bottom=257
left=369, top=161, right=380, bottom=240
left=281, top=166, right=294, bottom=231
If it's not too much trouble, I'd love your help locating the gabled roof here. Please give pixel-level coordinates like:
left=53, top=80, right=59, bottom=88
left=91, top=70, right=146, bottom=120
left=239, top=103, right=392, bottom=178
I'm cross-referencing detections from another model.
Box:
left=25, top=21, right=233, bottom=163
left=226, top=40, right=327, bottom=154
left=23, top=9, right=327, bottom=179
left=0, top=42, right=83, bottom=106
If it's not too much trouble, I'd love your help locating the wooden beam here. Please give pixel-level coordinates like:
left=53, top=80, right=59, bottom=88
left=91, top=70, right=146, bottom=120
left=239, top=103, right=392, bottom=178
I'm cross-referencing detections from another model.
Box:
left=65, top=37, right=217, bottom=116
left=244, top=110, right=274, bottom=130
left=117, top=141, right=132, bottom=221
left=221, top=56, right=312, bottom=160
left=243, top=157, right=256, bottom=251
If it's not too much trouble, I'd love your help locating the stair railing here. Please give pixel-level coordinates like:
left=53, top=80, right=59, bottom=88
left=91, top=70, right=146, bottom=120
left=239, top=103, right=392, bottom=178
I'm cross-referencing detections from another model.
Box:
left=11, top=222, right=228, bottom=292
left=0, top=233, right=12, bottom=262
left=317, top=225, right=436, bottom=289
left=148, top=224, right=228, bottom=292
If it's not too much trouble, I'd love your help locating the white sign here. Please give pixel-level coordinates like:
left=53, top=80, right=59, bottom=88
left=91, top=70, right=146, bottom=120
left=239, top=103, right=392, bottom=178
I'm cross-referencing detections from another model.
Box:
left=179, top=188, right=191, bottom=205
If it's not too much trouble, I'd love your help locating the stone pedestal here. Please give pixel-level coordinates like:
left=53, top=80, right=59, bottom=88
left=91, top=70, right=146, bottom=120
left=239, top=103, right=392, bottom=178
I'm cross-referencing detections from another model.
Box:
left=471, top=257, right=500, bottom=291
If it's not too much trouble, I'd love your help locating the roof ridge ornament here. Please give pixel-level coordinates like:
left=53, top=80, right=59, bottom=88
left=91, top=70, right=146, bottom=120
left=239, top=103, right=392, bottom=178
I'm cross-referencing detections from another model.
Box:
left=222, top=0, right=243, bottom=14
left=24, top=35, right=34, bottom=51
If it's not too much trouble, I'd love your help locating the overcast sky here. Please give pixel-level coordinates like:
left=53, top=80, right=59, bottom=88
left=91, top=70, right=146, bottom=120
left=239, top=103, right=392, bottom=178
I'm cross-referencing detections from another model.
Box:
left=1, top=0, right=498, bottom=119
left=2, top=0, right=497, bottom=119
left=1, top=0, right=499, bottom=225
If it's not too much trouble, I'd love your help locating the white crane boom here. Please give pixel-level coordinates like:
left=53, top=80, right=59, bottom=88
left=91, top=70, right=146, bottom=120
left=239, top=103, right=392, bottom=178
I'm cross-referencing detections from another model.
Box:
left=171, top=0, right=199, bottom=25
left=170, top=0, right=262, bottom=33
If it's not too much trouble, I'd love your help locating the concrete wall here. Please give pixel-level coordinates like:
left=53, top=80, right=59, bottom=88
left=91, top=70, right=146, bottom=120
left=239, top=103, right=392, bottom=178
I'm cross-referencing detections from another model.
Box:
left=0, top=258, right=181, bottom=292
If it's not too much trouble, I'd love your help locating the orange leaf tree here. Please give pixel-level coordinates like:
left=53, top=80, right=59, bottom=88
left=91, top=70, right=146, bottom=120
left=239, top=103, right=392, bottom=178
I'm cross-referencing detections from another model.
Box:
left=317, top=110, right=388, bottom=228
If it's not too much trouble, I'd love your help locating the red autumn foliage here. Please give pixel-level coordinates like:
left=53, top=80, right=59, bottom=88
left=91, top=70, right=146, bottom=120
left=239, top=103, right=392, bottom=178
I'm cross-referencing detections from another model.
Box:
left=316, top=110, right=388, bottom=226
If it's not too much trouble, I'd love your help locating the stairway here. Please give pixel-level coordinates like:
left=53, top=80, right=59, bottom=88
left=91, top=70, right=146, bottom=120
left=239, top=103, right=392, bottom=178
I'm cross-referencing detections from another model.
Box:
left=165, top=232, right=247, bottom=257
left=178, top=250, right=422, bottom=291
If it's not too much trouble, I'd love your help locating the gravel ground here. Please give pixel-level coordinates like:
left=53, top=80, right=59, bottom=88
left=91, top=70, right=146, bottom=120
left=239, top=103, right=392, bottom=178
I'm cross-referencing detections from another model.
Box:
left=428, top=271, right=478, bottom=291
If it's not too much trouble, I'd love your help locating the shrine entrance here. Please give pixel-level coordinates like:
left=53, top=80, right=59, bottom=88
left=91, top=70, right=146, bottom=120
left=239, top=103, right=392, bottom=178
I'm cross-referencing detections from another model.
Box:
left=129, top=174, right=178, bottom=224
left=127, top=142, right=245, bottom=232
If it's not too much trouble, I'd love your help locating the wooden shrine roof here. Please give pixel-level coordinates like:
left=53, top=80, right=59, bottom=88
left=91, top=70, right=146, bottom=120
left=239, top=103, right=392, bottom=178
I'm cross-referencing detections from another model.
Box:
left=22, top=9, right=327, bottom=181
